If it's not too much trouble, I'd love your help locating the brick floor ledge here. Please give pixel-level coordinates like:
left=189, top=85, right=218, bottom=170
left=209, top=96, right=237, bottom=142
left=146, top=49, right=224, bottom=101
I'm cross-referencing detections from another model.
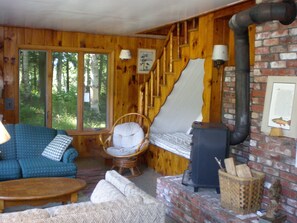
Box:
left=156, top=175, right=260, bottom=223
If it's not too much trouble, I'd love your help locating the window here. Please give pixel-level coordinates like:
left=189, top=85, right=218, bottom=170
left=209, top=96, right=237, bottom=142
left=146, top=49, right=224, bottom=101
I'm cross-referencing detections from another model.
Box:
left=19, top=48, right=113, bottom=132
left=83, top=53, right=108, bottom=129
left=52, top=52, right=78, bottom=130
left=19, top=50, right=47, bottom=126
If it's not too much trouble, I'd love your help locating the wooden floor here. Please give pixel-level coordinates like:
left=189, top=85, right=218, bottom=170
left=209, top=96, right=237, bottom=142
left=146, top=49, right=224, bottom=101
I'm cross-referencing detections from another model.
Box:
left=76, top=156, right=163, bottom=198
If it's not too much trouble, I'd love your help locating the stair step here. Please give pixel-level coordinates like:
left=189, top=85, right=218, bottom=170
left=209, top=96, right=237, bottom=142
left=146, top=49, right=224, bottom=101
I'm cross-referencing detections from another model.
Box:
left=153, top=95, right=161, bottom=98
left=179, top=43, right=189, bottom=48
left=173, top=58, right=181, bottom=62
left=188, top=28, right=198, bottom=32
left=165, top=72, right=175, bottom=75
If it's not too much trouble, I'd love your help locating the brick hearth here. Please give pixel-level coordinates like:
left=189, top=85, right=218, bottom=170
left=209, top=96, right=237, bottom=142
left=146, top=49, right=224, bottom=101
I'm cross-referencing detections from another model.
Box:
left=157, top=175, right=260, bottom=223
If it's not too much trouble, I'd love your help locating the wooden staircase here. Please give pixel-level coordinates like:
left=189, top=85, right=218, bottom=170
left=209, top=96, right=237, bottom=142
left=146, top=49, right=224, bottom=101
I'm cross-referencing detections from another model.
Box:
left=138, top=18, right=200, bottom=123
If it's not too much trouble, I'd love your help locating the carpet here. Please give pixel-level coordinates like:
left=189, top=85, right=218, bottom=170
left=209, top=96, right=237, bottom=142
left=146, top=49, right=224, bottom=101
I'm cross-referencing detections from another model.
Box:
left=76, top=167, right=106, bottom=200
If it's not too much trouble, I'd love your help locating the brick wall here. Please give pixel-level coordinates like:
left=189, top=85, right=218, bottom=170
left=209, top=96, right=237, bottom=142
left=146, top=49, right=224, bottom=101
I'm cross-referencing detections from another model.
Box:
left=222, top=1, right=297, bottom=222
left=157, top=176, right=260, bottom=223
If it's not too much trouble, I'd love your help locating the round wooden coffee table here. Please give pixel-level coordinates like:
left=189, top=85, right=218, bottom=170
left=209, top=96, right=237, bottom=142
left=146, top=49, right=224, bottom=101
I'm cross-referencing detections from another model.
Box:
left=0, top=177, right=86, bottom=213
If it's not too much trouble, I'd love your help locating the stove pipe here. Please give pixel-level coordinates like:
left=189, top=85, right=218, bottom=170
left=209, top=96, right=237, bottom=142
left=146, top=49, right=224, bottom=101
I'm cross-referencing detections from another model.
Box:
left=228, top=0, right=296, bottom=145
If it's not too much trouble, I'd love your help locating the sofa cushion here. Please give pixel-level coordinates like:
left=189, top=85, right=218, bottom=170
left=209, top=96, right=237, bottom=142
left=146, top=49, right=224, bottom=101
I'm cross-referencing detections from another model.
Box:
left=124, top=183, right=156, bottom=204
left=105, top=170, right=134, bottom=194
left=90, top=179, right=125, bottom=203
left=15, top=124, right=57, bottom=159
left=42, top=134, right=73, bottom=161
left=47, top=197, right=143, bottom=217
left=18, top=156, right=77, bottom=178
left=32, top=208, right=140, bottom=223
left=0, top=159, right=21, bottom=181
left=41, top=198, right=161, bottom=223
left=0, top=208, right=50, bottom=223
left=0, top=124, right=16, bottom=160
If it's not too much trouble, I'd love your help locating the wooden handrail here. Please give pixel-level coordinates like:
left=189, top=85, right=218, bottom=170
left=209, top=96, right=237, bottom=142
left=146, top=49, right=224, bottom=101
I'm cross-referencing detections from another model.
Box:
left=149, top=24, right=176, bottom=72
left=145, top=82, right=148, bottom=116
left=163, top=46, right=166, bottom=85
left=150, top=71, right=153, bottom=106
left=138, top=18, right=196, bottom=118
left=177, top=23, right=180, bottom=59
left=156, top=59, right=160, bottom=96
left=169, top=32, right=173, bottom=73
left=183, top=21, right=188, bottom=45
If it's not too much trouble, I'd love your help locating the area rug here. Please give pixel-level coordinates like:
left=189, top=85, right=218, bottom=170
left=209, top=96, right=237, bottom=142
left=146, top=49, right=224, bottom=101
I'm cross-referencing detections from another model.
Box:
left=76, top=167, right=106, bottom=200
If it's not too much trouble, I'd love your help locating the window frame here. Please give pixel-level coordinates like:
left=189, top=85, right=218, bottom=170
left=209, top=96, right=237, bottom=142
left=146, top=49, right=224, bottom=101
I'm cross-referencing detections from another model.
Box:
left=17, top=45, right=114, bottom=135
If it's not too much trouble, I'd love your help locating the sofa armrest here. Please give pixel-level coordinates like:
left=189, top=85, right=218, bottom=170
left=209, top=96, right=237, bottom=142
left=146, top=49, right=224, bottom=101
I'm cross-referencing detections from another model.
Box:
left=62, top=147, right=78, bottom=163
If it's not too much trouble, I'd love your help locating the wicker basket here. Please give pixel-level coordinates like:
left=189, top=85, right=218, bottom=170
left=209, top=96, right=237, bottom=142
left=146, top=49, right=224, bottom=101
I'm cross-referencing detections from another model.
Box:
left=219, top=169, right=265, bottom=215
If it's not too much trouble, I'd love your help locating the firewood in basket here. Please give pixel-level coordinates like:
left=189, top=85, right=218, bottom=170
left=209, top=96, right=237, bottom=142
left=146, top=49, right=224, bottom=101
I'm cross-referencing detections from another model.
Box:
left=235, top=164, right=253, bottom=178
left=224, top=157, right=237, bottom=176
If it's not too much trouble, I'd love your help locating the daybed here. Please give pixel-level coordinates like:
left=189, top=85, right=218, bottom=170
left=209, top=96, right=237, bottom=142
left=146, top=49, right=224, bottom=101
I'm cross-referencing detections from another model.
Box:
left=0, top=170, right=165, bottom=223
left=149, top=131, right=192, bottom=159
left=146, top=59, right=204, bottom=175
left=0, top=124, right=78, bottom=181
left=147, top=132, right=191, bottom=175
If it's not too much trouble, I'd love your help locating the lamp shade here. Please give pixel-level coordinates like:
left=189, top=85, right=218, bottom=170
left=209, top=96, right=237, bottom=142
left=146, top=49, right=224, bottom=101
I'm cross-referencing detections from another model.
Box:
left=212, top=45, right=228, bottom=61
left=0, top=121, right=11, bottom=144
left=119, top=49, right=132, bottom=60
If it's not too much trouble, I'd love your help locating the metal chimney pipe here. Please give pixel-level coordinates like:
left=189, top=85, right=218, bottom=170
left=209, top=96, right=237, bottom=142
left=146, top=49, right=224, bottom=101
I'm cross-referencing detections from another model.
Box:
left=228, top=0, right=296, bottom=145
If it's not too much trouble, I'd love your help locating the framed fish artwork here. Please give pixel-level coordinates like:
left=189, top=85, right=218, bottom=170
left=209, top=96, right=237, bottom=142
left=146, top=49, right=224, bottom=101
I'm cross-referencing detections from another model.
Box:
left=261, top=76, right=297, bottom=138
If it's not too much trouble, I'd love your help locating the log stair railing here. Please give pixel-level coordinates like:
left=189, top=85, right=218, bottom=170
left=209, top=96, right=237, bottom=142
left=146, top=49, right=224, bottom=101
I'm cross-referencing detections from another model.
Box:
left=138, top=18, right=198, bottom=122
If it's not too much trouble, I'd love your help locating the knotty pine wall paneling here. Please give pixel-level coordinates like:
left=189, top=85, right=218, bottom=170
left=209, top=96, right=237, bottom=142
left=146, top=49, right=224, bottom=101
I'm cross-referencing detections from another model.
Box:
left=197, top=13, right=214, bottom=123
left=0, top=26, right=163, bottom=157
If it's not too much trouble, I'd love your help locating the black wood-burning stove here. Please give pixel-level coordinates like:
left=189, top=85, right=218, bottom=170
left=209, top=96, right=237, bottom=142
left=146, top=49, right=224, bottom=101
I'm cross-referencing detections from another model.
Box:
left=182, top=122, right=229, bottom=193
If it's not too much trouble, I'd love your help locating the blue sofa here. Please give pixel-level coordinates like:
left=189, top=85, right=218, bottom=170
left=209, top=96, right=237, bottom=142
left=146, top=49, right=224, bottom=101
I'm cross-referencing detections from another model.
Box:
left=0, top=124, right=78, bottom=181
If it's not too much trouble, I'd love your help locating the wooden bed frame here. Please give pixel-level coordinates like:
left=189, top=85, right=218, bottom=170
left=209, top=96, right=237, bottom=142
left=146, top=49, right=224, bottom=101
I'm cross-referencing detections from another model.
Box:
left=145, top=144, right=189, bottom=176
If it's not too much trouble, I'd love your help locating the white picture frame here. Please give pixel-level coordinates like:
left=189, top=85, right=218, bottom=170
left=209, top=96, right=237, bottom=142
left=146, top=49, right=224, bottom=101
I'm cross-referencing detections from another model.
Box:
left=261, top=76, right=297, bottom=138
left=137, top=48, right=156, bottom=74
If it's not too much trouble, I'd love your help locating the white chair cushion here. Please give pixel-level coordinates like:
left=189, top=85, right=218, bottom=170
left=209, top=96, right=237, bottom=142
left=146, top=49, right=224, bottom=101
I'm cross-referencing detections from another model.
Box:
left=90, top=179, right=125, bottom=203
left=112, top=122, right=144, bottom=148
left=106, top=145, right=139, bottom=156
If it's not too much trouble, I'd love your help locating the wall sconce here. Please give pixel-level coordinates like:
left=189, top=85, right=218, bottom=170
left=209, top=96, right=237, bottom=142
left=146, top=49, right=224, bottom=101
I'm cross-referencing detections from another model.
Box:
left=119, top=49, right=132, bottom=60
left=212, top=45, right=228, bottom=69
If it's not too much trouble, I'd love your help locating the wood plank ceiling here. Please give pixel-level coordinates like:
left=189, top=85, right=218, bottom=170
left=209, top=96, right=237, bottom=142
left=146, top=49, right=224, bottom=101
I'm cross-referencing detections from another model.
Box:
left=0, top=0, right=247, bottom=36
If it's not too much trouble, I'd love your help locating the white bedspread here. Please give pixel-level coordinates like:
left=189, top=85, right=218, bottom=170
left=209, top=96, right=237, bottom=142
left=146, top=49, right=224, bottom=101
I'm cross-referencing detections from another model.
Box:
left=149, top=132, right=192, bottom=159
